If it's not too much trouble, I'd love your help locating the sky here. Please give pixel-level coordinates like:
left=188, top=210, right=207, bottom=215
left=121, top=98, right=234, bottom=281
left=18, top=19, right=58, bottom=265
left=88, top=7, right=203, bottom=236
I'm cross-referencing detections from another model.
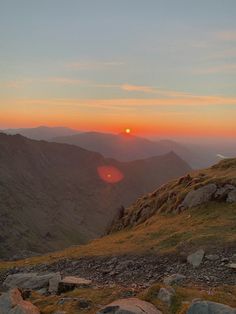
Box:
left=0, top=0, right=236, bottom=137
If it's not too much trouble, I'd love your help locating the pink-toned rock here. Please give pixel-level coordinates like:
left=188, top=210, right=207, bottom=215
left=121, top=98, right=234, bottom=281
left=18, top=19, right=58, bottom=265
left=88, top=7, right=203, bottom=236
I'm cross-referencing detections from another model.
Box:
left=0, top=288, right=40, bottom=314
left=97, top=298, right=162, bottom=314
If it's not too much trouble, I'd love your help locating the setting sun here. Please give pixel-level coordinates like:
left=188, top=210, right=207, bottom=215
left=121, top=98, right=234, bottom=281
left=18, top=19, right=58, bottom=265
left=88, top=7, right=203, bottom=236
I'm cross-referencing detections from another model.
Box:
left=125, top=128, right=131, bottom=134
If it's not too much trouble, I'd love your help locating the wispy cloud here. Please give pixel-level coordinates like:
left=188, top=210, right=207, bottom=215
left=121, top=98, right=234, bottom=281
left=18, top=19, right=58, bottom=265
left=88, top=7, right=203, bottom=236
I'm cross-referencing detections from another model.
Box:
left=194, top=64, right=236, bottom=74
left=66, top=61, right=124, bottom=69
left=3, top=94, right=236, bottom=111
left=45, top=77, right=85, bottom=85
left=121, top=84, right=156, bottom=93
left=216, top=31, right=236, bottom=41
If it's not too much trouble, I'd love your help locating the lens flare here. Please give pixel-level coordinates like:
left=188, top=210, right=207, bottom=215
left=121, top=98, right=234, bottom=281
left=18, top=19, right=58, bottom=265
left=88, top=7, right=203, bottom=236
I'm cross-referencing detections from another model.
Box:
left=97, top=166, right=124, bottom=183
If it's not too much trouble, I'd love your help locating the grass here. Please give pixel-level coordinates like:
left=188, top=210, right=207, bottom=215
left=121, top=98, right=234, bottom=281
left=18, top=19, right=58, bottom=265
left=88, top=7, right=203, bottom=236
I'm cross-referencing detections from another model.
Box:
left=26, top=283, right=236, bottom=314
left=0, top=201, right=235, bottom=270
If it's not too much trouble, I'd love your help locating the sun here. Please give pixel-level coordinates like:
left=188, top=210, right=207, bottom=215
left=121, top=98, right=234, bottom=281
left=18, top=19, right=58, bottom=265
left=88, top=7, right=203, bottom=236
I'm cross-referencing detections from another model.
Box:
left=125, top=128, right=131, bottom=134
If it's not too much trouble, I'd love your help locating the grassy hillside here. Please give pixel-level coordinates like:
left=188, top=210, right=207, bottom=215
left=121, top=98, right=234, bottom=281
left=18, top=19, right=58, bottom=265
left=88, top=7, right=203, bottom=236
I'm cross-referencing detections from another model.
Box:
left=0, top=158, right=235, bottom=268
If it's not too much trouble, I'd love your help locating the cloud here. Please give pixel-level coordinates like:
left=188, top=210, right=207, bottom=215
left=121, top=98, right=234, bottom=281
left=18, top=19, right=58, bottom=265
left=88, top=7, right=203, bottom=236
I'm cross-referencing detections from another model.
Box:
left=121, top=84, right=156, bottom=93
left=45, top=77, right=84, bottom=85
left=66, top=61, right=124, bottom=69
left=216, top=31, right=236, bottom=41
left=194, top=64, right=236, bottom=74
left=3, top=94, right=236, bottom=111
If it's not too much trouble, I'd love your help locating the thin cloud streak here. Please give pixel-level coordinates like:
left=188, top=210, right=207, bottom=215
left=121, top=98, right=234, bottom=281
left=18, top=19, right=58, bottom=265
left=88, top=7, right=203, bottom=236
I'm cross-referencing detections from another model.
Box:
left=2, top=95, right=236, bottom=110
left=66, top=61, right=124, bottom=69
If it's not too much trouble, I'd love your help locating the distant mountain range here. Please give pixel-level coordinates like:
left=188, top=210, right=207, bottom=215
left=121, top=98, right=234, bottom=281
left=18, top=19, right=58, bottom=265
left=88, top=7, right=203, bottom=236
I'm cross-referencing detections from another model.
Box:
left=0, top=133, right=191, bottom=259
left=2, top=126, right=236, bottom=169
left=1, top=126, right=79, bottom=141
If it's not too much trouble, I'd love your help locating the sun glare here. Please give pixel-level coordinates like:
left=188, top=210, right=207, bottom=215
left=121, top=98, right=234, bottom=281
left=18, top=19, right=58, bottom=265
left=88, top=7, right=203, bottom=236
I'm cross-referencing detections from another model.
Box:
left=125, top=128, right=131, bottom=134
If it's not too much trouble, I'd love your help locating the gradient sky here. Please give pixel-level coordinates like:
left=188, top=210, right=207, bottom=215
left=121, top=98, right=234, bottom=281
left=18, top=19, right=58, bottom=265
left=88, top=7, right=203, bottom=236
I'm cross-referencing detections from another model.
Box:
left=0, top=0, right=236, bottom=136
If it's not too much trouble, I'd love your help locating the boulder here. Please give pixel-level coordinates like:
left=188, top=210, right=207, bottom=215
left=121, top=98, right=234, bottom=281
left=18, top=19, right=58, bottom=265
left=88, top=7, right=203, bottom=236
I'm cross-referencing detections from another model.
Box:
left=227, top=190, right=236, bottom=203
left=97, top=298, right=162, bottom=314
left=180, top=184, right=217, bottom=209
left=158, top=287, right=175, bottom=306
left=187, top=249, right=205, bottom=268
left=0, top=288, right=40, bottom=314
left=4, top=273, right=60, bottom=290
left=58, top=276, right=92, bottom=294
left=163, top=274, right=186, bottom=286
left=187, top=300, right=236, bottom=314
left=48, top=273, right=62, bottom=293
left=214, top=185, right=235, bottom=200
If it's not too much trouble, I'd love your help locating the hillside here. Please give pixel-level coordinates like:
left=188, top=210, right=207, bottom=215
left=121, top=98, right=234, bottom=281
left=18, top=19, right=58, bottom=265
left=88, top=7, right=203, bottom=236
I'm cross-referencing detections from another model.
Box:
left=0, top=159, right=235, bottom=314
left=6, top=158, right=235, bottom=264
left=0, top=133, right=191, bottom=259
left=53, top=132, right=199, bottom=167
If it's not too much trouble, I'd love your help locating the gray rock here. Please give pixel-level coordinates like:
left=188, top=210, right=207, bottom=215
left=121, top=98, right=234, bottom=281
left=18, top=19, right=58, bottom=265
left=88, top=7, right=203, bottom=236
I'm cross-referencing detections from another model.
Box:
left=158, top=287, right=175, bottom=306
left=180, top=184, right=217, bottom=209
left=187, top=249, right=205, bottom=268
left=227, top=189, right=236, bottom=203
left=205, top=254, right=219, bottom=261
left=0, top=288, right=40, bottom=314
left=97, top=298, right=162, bottom=314
left=228, top=263, right=236, bottom=270
left=3, top=273, right=60, bottom=290
left=48, top=273, right=61, bottom=293
left=163, top=274, right=186, bottom=286
left=215, top=185, right=235, bottom=200
left=187, top=300, right=236, bottom=314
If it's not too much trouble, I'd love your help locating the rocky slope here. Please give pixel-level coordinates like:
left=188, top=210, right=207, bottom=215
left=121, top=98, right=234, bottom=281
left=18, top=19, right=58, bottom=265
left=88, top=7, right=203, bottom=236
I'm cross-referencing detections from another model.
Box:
left=0, top=158, right=235, bottom=313
left=0, top=133, right=191, bottom=259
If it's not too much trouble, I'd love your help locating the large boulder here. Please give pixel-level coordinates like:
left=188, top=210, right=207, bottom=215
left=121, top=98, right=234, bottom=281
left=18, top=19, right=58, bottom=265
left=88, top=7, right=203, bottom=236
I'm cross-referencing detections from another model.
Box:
left=97, top=298, right=162, bottom=314
left=3, top=273, right=60, bottom=290
left=187, top=249, right=205, bottom=268
left=180, top=184, right=217, bottom=209
left=0, top=288, right=40, bottom=314
left=187, top=300, right=236, bottom=314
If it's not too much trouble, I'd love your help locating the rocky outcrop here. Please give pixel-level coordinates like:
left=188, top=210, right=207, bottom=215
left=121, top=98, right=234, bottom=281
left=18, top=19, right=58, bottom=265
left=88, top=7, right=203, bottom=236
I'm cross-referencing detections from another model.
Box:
left=179, top=184, right=217, bottom=210
left=97, top=298, right=162, bottom=314
left=187, top=300, right=236, bottom=314
left=0, top=288, right=39, bottom=314
left=3, top=272, right=60, bottom=290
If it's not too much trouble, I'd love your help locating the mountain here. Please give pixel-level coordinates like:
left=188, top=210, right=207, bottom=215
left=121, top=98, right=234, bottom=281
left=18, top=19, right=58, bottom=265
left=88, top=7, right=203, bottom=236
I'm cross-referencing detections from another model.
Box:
left=1, top=158, right=235, bottom=314
left=1, top=126, right=79, bottom=141
left=53, top=131, right=199, bottom=167
left=0, top=133, right=191, bottom=259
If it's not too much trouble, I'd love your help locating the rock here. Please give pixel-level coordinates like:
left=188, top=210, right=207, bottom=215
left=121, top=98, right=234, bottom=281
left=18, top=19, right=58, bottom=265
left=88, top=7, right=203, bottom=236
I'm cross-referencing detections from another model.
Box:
left=180, top=184, right=217, bottom=209
left=228, top=263, right=236, bottom=269
left=0, top=288, right=40, bottom=314
left=205, top=254, right=219, bottom=261
left=231, top=254, right=236, bottom=263
left=48, top=273, right=61, bottom=293
left=158, top=287, right=175, bottom=306
left=187, top=249, right=205, bottom=268
left=227, top=189, right=236, bottom=203
left=58, top=276, right=92, bottom=293
left=97, top=298, right=162, bottom=314
left=215, top=185, right=235, bottom=200
left=163, top=274, right=186, bottom=286
left=3, top=273, right=60, bottom=290
left=187, top=300, right=236, bottom=314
